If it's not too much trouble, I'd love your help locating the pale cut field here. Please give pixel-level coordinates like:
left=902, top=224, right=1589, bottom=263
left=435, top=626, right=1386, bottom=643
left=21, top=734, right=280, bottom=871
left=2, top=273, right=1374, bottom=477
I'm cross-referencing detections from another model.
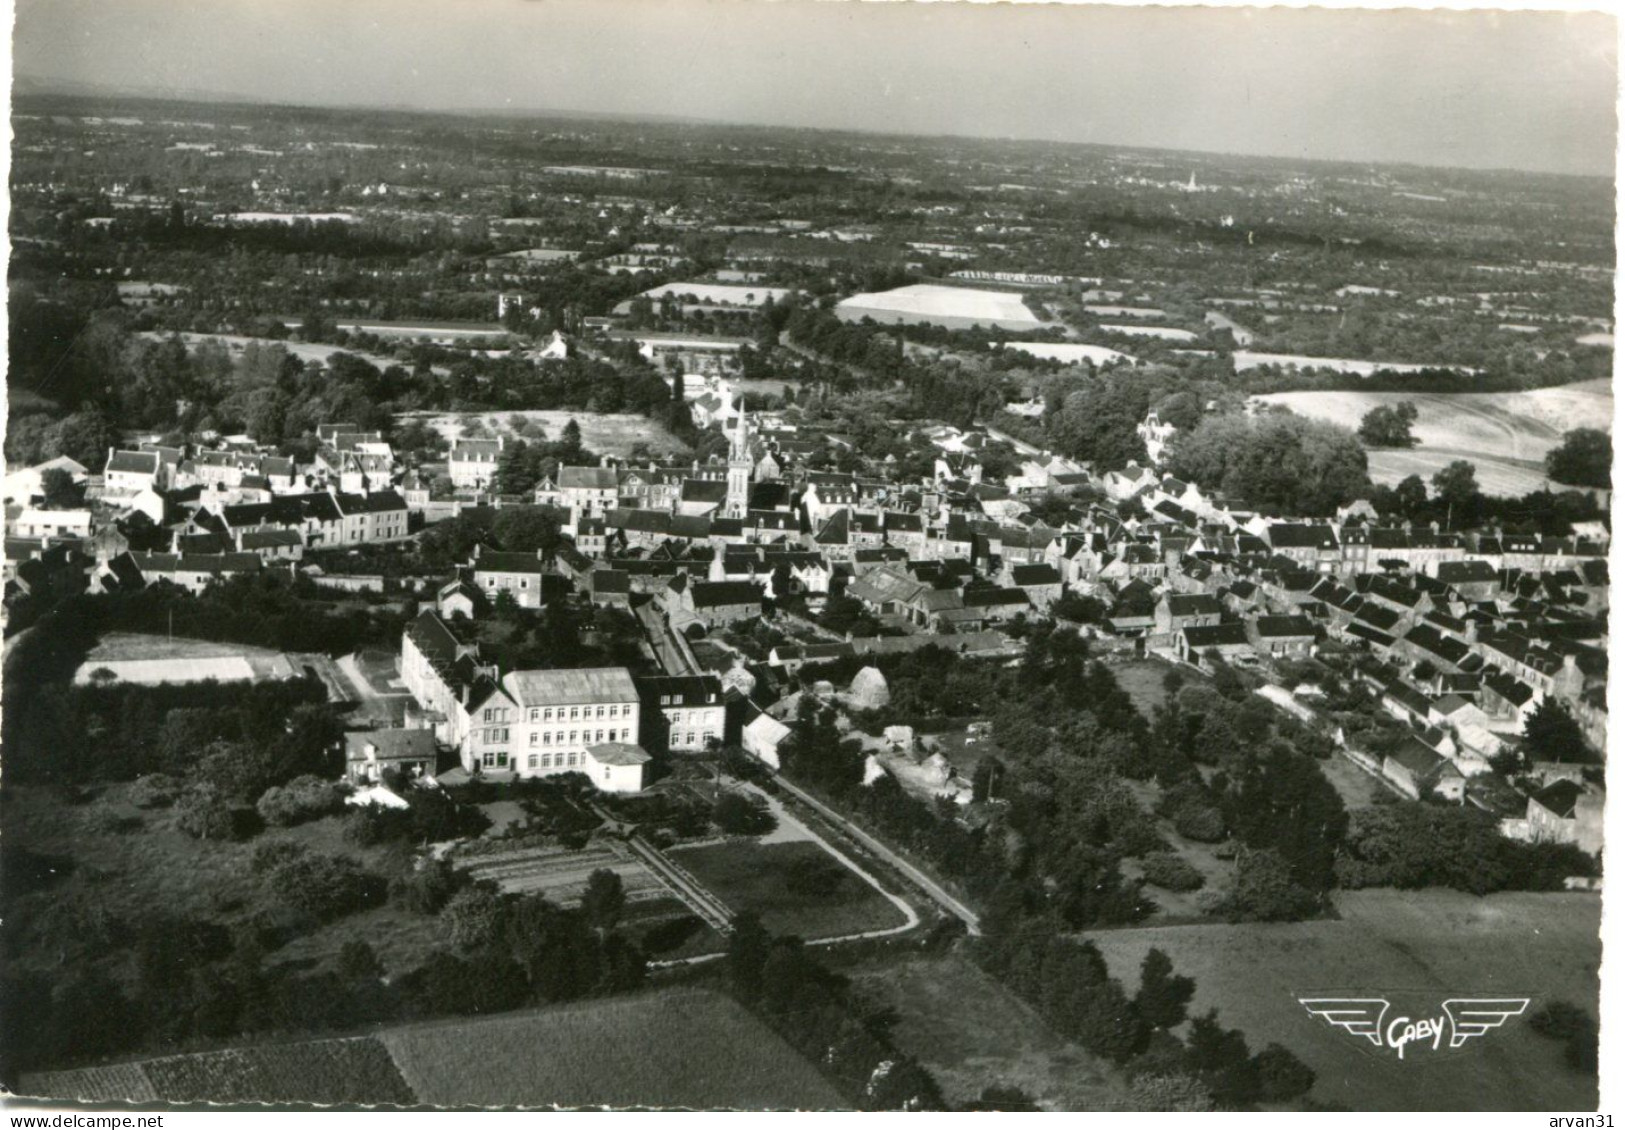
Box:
left=1253, top=380, right=1612, bottom=496
left=836, top=284, right=1045, bottom=330
left=1084, top=888, right=1601, bottom=1112
left=379, top=987, right=846, bottom=1109
left=401, top=410, right=688, bottom=457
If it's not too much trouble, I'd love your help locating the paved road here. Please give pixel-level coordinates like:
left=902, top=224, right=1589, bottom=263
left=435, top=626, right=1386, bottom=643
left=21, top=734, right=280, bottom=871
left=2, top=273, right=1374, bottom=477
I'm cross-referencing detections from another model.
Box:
left=635, top=602, right=699, bottom=676
left=771, top=775, right=982, bottom=936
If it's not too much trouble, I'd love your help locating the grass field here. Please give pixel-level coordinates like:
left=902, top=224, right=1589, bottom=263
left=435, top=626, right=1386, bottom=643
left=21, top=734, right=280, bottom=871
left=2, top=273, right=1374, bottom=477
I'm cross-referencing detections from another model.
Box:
left=849, top=955, right=1131, bottom=1111
left=22, top=990, right=840, bottom=1109
left=1107, top=658, right=1177, bottom=720
left=379, top=987, right=846, bottom=1109
left=667, top=839, right=907, bottom=941
left=21, top=1037, right=417, bottom=1107
left=1253, top=379, right=1612, bottom=497
left=1084, top=888, right=1602, bottom=1111
left=400, top=410, right=688, bottom=458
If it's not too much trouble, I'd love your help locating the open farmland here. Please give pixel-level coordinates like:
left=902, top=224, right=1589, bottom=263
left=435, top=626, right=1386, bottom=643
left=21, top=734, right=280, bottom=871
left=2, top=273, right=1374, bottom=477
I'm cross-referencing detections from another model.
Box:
left=836, top=283, right=1045, bottom=332
left=20, top=1037, right=417, bottom=1106
left=849, top=955, right=1131, bottom=1111
left=1098, top=323, right=1198, bottom=341
left=1253, top=379, right=1611, bottom=496
left=633, top=281, right=792, bottom=307
left=1235, top=350, right=1479, bottom=376
left=380, top=988, right=846, bottom=1109
left=1084, top=889, right=1601, bottom=1111
left=400, top=409, right=688, bottom=457
left=997, top=341, right=1137, bottom=367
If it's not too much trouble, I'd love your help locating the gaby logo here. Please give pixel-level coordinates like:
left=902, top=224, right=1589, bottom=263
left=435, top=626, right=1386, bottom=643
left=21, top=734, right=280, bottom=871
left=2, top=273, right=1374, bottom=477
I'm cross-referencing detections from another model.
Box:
left=1299, top=998, right=1530, bottom=1060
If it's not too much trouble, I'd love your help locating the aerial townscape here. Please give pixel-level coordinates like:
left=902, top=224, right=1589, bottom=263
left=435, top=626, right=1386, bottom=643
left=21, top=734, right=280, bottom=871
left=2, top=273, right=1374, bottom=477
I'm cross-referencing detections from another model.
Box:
left=0, top=7, right=1613, bottom=1117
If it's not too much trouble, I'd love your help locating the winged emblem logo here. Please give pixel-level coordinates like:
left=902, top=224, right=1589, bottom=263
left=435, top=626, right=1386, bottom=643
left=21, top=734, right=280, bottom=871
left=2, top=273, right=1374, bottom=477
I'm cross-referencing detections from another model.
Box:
left=1300, top=997, right=1529, bottom=1059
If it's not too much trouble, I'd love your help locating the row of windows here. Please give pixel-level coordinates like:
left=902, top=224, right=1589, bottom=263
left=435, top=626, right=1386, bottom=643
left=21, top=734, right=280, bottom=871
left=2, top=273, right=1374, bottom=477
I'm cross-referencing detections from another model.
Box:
left=476, top=750, right=591, bottom=771
left=528, top=728, right=632, bottom=746
left=673, top=730, right=717, bottom=747
left=527, top=751, right=584, bottom=769
left=482, top=704, right=632, bottom=724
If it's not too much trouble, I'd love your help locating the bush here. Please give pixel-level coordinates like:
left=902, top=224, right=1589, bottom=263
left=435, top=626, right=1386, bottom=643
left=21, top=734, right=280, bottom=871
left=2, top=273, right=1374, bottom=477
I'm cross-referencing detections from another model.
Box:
left=1140, top=852, right=1205, bottom=892
left=257, top=775, right=348, bottom=827
left=1528, top=1001, right=1599, bottom=1075
left=712, top=791, right=777, bottom=836
left=1253, top=1042, right=1316, bottom=1101
left=174, top=785, right=261, bottom=842
left=442, top=887, right=507, bottom=951
left=262, top=851, right=384, bottom=922
left=1218, top=849, right=1320, bottom=923
left=88, top=808, right=144, bottom=835
left=129, top=773, right=183, bottom=808
left=250, top=840, right=310, bottom=875
left=1173, top=804, right=1227, bottom=844
left=390, top=858, right=467, bottom=916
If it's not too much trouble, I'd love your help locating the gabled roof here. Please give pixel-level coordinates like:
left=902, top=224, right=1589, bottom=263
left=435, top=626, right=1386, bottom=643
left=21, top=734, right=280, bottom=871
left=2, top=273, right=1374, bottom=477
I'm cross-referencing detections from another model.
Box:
left=503, top=667, right=638, bottom=706
left=691, top=580, right=764, bottom=608
left=345, top=728, right=437, bottom=762
left=1254, top=614, right=1316, bottom=638
left=1182, top=622, right=1250, bottom=648
left=106, top=450, right=160, bottom=476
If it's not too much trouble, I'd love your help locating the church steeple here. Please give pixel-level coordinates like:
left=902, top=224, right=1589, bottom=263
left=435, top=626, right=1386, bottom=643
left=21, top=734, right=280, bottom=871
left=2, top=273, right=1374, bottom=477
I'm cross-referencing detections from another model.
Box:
left=725, top=397, right=751, bottom=518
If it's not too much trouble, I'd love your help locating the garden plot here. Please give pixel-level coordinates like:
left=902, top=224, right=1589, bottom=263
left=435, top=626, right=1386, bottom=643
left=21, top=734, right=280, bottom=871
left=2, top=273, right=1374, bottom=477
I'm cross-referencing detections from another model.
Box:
left=455, top=838, right=665, bottom=905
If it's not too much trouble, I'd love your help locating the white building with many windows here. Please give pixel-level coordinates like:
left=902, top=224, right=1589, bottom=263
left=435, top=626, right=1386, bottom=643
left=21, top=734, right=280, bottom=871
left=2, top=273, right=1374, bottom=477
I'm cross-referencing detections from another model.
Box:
left=462, top=667, right=644, bottom=787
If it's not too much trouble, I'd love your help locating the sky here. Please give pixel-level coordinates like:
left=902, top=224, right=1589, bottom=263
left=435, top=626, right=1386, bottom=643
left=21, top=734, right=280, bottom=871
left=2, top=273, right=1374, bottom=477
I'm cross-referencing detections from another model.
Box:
left=11, top=0, right=1619, bottom=176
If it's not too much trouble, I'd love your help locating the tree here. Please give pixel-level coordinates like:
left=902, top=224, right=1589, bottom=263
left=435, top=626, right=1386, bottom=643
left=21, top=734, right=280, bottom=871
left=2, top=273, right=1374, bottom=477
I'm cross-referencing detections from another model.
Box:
left=1165, top=411, right=1369, bottom=517
left=1393, top=474, right=1429, bottom=516
left=54, top=409, right=120, bottom=471
left=1219, top=848, right=1319, bottom=923
left=580, top=869, right=626, bottom=934
left=1253, top=1043, right=1316, bottom=1101
left=712, top=791, right=777, bottom=835
left=338, top=940, right=384, bottom=981
left=1545, top=428, right=1611, bottom=489
left=1431, top=460, right=1478, bottom=511
left=174, top=784, right=260, bottom=841
left=492, top=506, right=562, bottom=558
left=443, top=887, right=508, bottom=952
left=39, top=468, right=83, bottom=508
left=1522, top=699, right=1595, bottom=764
left=1186, top=1010, right=1261, bottom=1106
left=262, top=850, right=383, bottom=922
left=1134, top=948, right=1196, bottom=1029
left=1357, top=401, right=1418, bottom=448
